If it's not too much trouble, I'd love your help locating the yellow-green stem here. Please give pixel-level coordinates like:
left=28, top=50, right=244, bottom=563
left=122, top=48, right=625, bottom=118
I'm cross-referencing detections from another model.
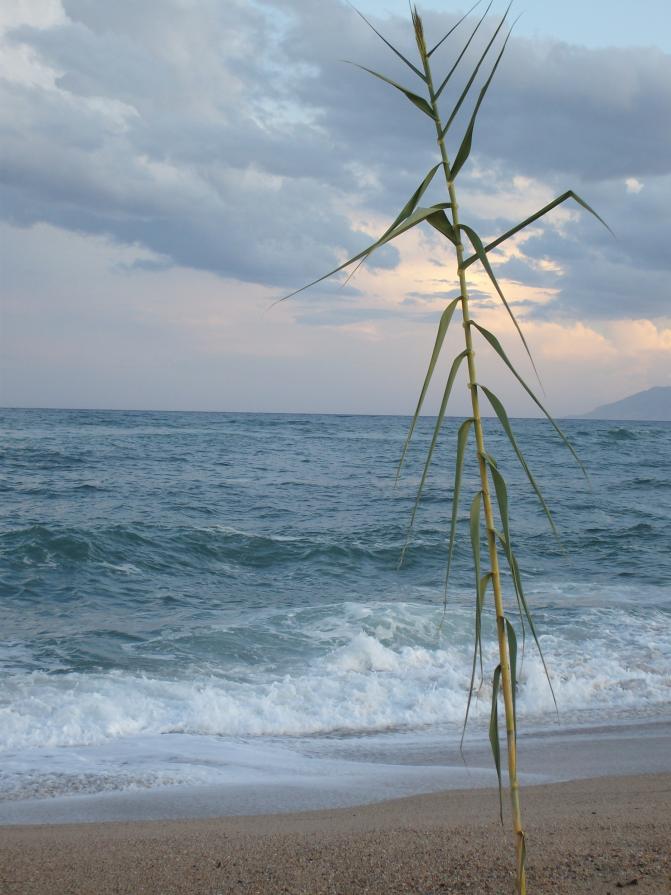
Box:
left=419, top=37, right=526, bottom=895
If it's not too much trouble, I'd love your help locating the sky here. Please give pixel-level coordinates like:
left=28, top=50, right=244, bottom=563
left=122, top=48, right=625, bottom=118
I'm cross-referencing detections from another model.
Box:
left=1, top=0, right=670, bottom=416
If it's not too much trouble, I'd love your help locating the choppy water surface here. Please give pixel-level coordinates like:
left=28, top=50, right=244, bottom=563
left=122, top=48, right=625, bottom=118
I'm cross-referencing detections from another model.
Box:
left=1, top=408, right=669, bottom=807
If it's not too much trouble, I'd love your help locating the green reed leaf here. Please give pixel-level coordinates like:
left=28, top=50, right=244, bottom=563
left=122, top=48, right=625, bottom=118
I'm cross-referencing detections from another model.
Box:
left=484, top=457, right=527, bottom=649
left=449, top=22, right=514, bottom=178
left=275, top=203, right=452, bottom=305
left=461, top=491, right=484, bottom=742
left=428, top=0, right=483, bottom=57
left=434, top=0, right=494, bottom=100
left=399, top=350, right=468, bottom=565
left=426, top=209, right=457, bottom=243
left=443, top=417, right=474, bottom=606
left=489, top=663, right=503, bottom=822
left=397, top=298, right=461, bottom=480
left=480, top=386, right=558, bottom=537
left=505, top=616, right=518, bottom=735
left=472, top=321, right=587, bottom=477
left=349, top=4, right=426, bottom=79
left=343, top=163, right=444, bottom=288
left=384, top=164, right=442, bottom=239
left=461, top=190, right=613, bottom=270
left=440, top=2, right=511, bottom=139
left=470, top=490, right=483, bottom=601
left=460, top=224, right=540, bottom=383
left=349, top=63, right=434, bottom=117
left=462, top=568, right=491, bottom=748
left=500, top=536, right=558, bottom=714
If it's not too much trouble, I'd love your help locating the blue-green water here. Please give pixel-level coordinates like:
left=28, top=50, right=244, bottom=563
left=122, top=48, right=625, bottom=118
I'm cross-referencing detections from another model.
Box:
left=1, top=408, right=670, bottom=806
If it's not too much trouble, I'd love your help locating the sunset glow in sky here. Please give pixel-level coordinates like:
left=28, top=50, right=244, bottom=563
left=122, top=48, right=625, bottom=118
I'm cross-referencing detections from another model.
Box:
left=1, top=0, right=670, bottom=415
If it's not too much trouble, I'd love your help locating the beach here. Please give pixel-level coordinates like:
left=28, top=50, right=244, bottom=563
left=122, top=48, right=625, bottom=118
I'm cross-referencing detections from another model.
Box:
left=1, top=773, right=669, bottom=894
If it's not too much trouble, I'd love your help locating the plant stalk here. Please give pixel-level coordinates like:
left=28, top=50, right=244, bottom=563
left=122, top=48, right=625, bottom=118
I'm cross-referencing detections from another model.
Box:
left=417, top=23, right=526, bottom=895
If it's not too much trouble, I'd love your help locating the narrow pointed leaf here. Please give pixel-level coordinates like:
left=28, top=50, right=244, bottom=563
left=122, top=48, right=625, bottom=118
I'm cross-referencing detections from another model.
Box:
left=460, top=491, right=483, bottom=743
left=397, top=298, right=461, bottom=480
left=443, top=417, right=474, bottom=603
left=481, top=386, right=558, bottom=537
left=489, top=663, right=503, bottom=822
left=275, top=204, right=451, bottom=305
left=449, top=23, right=514, bottom=177
left=498, top=533, right=558, bottom=714
left=485, top=456, right=527, bottom=641
left=473, top=321, right=587, bottom=477
left=349, top=63, right=434, bottom=117
left=383, top=164, right=442, bottom=240
left=510, top=549, right=558, bottom=714
left=349, top=4, right=426, bottom=79
left=428, top=0, right=483, bottom=57
left=469, top=490, right=482, bottom=600
left=460, top=223, right=541, bottom=383
left=461, top=567, right=491, bottom=748
left=440, top=2, right=512, bottom=139
left=399, top=350, right=468, bottom=563
left=426, top=210, right=457, bottom=243
left=344, top=164, right=444, bottom=288
left=505, top=617, right=518, bottom=736
left=434, top=0, right=494, bottom=99
left=461, top=190, right=613, bottom=270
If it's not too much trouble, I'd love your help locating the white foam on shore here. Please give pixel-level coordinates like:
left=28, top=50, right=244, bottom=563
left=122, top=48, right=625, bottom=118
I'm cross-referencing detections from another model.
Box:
left=1, top=605, right=669, bottom=751
left=1, top=600, right=669, bottom=804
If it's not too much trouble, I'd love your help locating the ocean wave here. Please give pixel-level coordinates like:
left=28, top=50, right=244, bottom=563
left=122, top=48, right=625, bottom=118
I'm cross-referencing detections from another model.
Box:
left=1, top=521, right=454, bottom=573
left=1, top=603, right=669, bottom=750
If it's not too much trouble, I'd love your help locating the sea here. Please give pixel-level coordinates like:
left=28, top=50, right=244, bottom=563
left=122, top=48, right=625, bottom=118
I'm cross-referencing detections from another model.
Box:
left=1, top=408, right=670, bottom=823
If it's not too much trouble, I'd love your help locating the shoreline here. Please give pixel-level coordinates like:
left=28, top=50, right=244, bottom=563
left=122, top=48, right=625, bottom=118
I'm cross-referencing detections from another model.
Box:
left=2, top=717, right=669, bottom=827
left=1, top=773, right=669, bottom=894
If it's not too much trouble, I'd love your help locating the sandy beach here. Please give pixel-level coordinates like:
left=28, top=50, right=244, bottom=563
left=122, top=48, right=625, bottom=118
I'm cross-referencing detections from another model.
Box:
left=1, top=772, right=669, bottom=895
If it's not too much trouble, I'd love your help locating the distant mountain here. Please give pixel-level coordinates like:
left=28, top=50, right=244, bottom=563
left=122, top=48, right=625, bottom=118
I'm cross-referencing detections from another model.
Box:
left=581, top=386, right=671, bottom=421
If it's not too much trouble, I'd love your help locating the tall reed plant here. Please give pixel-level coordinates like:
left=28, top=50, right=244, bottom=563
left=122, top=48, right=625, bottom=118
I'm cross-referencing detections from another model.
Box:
left=282, top=4, right=607, bottom=892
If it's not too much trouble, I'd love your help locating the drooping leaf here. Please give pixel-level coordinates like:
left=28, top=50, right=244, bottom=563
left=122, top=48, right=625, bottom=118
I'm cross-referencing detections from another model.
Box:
left=344, top=163, right=444, bottom=288
left=399, top=350, right=468, bottom=564
left=499, top=533, right=558, bottom=713
left=426, top=210, right=457, bottom=243
left=384, top=164, right=442, bottom=239
left=449, top=23, right=514, bottom=178
left=481, top=386, right=558, bottom=537
left=489, top=663, right=503, bottom=822
left=434, top=0, right=494, bottom=99
left=470, top=490, right=483, bottom=601
left=442, top=417, right=474, bottom=610
left=461, top=567, right=492, bottom=748
left=349, top=63, right=434, bottom=117
left=460, top=224, right=540, bottom=383
left=460, top=491, right=484, bottom=743
left=473, top=322, right=587, bottom=478
left=460, top=190, right=613, bottom=270
left=428, top=0, right=483, bottom=57
left=397, top=298, right=461, bottom=480
left=440, top=2, right=512, bottom=139
left=485, top=457, right=528, bottom=646
left=505, top=617, right=518, bottom=736
left=275, top=203, right=452, bottom=305
left=349, top=4, right=426, bottom=79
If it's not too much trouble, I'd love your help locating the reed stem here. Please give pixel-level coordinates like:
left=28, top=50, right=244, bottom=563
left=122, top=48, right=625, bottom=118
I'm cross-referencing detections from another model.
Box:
left=417, top=21, right=526, bottom=895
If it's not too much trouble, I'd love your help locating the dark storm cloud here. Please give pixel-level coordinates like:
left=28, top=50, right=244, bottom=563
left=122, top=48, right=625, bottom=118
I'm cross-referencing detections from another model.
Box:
left=2, top=0, right=670, bottom=319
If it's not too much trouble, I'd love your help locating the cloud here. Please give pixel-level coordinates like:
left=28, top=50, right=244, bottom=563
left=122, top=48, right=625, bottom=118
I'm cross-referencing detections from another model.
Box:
left=2, top=0, right=670, bottom=318
left=1, top=0, right=670, bottom=415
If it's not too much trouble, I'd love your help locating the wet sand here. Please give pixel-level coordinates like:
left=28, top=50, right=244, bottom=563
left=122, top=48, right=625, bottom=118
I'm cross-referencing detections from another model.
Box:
left=1, top=773, right=669, bottom=894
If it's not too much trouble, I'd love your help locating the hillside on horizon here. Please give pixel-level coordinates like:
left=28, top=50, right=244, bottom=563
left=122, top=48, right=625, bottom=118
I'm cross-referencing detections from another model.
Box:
left=580, top=386, right=671, bottom=421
